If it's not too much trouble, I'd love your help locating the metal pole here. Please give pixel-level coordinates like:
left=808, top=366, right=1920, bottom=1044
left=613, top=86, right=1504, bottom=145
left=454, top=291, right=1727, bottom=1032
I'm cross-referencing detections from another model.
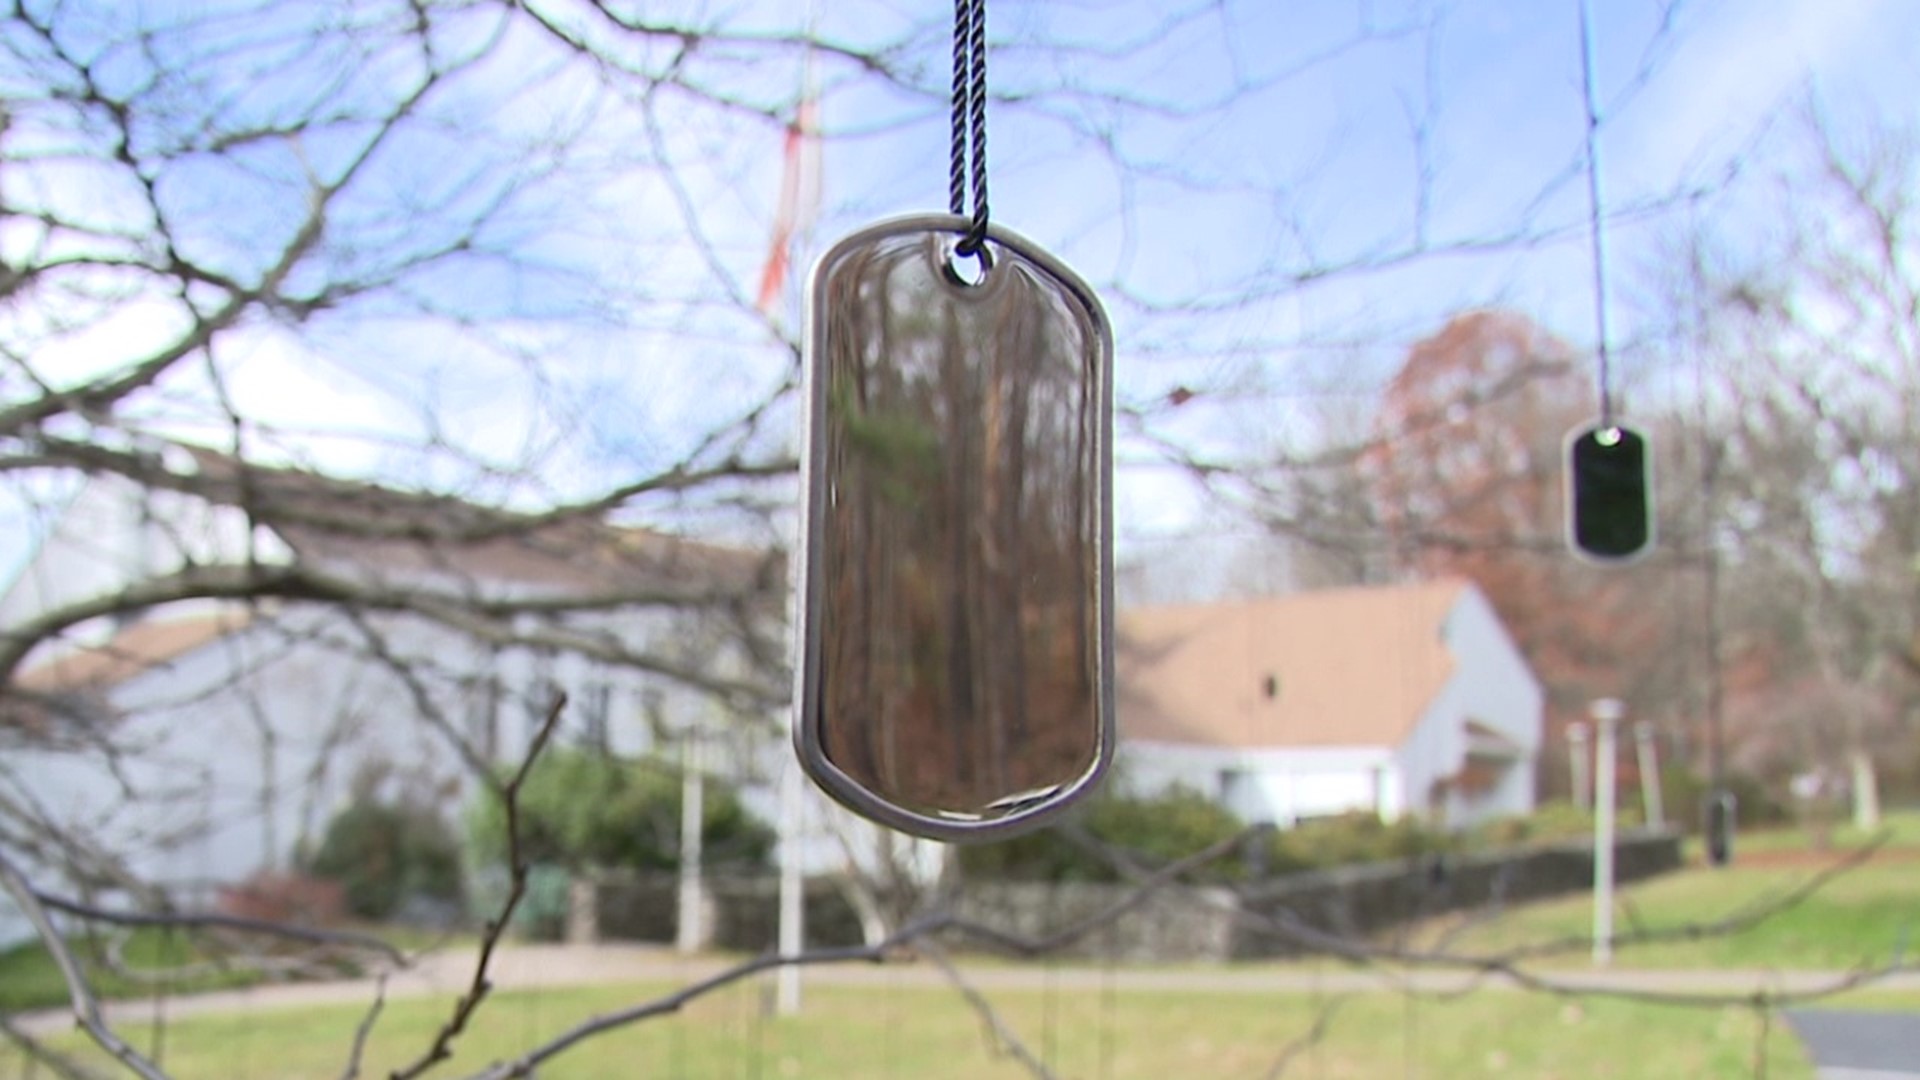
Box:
left=1591, top=699, right=1623, bottom=966
left=676, top=727, right=705, bottom=955
left=1702, top=446, right=1731, bottom=866
left=1567, top=721, right=1592, bottom=812
left=1634, top=721, right=1664, bottom=829
left=776, top=757, right=804, bottom=1015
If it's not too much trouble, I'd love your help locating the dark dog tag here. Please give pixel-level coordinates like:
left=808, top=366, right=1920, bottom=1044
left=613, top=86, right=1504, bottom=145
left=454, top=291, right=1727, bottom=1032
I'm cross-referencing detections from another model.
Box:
left=1566, top=422, right=1653, bottom=563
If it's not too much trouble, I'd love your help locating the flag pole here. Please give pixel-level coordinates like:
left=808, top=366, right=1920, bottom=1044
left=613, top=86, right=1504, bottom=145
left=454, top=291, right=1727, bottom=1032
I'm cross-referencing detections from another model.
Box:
left=773, top=0, right=821, bottom=1016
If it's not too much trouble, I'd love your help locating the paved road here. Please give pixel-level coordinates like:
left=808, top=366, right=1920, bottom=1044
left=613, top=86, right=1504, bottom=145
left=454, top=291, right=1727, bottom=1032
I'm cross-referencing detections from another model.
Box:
left=1785, top=1010, right=1920, bottom=1080
left=15, top=943, right=1920, bottom=1038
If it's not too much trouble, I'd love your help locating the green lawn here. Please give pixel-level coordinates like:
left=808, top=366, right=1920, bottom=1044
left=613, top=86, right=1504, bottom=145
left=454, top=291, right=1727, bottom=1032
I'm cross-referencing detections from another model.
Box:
left=0, top=928, right=264, bottom=1013
left=9, top=975, right=1893, bottom=1079
left=1684, top=808, right=1920, bottom=860
left=1413, top=817, right=1920, bottom=970
left=0, top=924, right=470, bottom=1014
left=7, top=819, right=1915, bottom=1076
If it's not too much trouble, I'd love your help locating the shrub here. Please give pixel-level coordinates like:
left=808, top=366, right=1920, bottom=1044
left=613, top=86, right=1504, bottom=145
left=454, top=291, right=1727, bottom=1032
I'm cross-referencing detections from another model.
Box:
left=216, top=871, right=347, bottom=926
left=959, top=785, right=1247, bottom=883
left=465, top=747, right=775, bottom=876
left=306, top=798, right=464, bottom=921
left=1269, top=811, right=1437, bottom=872
left=1659, top=766, right=1787, bottom=831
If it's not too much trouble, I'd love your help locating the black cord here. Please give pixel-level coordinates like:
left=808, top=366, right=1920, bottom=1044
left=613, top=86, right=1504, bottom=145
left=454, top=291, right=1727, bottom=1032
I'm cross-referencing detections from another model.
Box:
left=949, top=0, right=990, bottom=256
left=1578, top=0, right=1615, bottom=426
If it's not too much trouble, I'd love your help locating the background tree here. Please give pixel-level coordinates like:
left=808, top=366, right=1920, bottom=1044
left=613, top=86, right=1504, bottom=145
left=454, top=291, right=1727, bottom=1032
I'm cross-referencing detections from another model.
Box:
left=1660, top=108, right=1920, bottom=809
left=464, top=746, right=773, bottom=876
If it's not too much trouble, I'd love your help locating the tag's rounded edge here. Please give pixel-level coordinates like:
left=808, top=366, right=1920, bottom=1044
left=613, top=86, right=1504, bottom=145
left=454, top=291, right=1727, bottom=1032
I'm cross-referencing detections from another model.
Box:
left=790, top=213, right=1118, bottom=844
left=1562, top=417, right=1657, bottom=566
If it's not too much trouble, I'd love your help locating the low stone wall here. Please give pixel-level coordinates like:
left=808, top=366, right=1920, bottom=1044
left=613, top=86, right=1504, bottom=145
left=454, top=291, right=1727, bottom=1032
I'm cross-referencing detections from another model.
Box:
left=586, top=873, right=866, bottom=952
left=953, top=881, right=1240, bottom=963
left=1230, top=828, right=1683, bottom=959
left=576, top=830, right=1682, bottom=963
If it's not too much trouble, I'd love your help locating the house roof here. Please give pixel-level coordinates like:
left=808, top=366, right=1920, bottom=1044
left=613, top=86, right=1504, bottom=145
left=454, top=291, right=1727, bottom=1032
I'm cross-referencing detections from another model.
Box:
left=1116, top=580, right=1470, bottom=750
left=175, top=446, right=776, bottom=598
left=14, top=609, right=253, bottom=697
left=4, top=443, right=779, bottom=710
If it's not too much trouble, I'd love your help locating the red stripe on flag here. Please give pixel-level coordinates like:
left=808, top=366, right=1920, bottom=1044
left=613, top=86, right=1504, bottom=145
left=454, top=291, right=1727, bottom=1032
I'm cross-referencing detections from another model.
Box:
left=757, top=121, right=809, bottom=315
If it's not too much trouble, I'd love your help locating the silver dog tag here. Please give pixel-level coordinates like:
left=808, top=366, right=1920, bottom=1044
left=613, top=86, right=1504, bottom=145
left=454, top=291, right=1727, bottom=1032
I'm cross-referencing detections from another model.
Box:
left=794, top=214, right=1114, bottom=842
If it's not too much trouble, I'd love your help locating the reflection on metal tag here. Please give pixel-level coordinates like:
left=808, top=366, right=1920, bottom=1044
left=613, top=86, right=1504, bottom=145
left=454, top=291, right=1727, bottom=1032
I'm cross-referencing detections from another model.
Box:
left=794, top=214, right=1115, bottom=842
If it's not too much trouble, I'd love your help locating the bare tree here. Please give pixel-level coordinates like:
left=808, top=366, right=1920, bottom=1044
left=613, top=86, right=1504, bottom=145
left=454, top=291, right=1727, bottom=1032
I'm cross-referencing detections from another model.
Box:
left=1656, top=104, right=1920, bottom=810
left=4, top=2, right=1911, bottom=1078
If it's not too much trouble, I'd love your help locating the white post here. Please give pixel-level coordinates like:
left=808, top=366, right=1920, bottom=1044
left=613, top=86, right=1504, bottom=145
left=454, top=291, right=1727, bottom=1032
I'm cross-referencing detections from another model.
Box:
left=1851, top=751, right=1881, bottom=831
left=776, top=757, right=805, bottom=1015
left=1634, top=722, right=1664, bottom=829
left=676, top=726, right=705, bottom=955
left=1567, top=721, right=1592, bottom=811
left=1591, top=699, right=1623, bottom=967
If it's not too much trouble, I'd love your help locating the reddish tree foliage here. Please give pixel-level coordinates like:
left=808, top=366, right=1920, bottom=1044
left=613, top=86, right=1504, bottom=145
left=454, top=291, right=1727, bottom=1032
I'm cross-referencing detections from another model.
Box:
left=1365, top=312, right=1680, bottom=793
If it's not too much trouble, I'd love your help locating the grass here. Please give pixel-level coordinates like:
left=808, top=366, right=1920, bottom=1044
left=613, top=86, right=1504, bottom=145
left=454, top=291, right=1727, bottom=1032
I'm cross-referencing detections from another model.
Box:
left=1412, top=814, right=1920, bottom=969
left=1697, top=808, right=1920, bottom=858
left=0, top=928, right=264, bottom=1013
left=10, top=974, right=1896, bottom=1079
left=6, top=818, right=1914, bottom=1076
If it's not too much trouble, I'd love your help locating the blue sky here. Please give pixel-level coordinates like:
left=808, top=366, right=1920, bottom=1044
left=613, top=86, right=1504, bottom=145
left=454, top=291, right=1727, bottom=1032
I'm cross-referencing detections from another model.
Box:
left=4, top=0, right=1918, bottom=579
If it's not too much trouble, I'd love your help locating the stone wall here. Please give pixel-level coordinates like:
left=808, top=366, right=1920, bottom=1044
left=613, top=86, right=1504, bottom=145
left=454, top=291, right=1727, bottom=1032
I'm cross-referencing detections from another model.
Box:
left=952, top=881, right=1240, bottom=963
left=586, top=873, right=866, bottom=951
left=1230, top=828, right=1683, bottom=959
left=576, top=829, right=1682, bottom=963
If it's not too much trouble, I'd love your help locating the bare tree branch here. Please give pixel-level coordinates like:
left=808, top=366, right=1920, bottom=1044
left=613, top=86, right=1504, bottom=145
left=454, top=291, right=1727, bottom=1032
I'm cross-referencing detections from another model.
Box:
left=340, top=975, right=389, bottom=1080
left=388, top=693, right=568, bottom=1080
left=0, top=1011, right=114, bottom=1080
left=0, top=848, right=172, bottom=1080
left=29, top=889, right=407, bottom=965
left=916, top=940, right=1056, bottom=1080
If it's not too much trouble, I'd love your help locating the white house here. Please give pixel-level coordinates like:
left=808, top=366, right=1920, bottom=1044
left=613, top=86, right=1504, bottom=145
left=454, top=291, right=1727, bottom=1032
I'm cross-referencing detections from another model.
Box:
left=1114, top=580, right=1543, bottom=829
left=0, top=445, right=787, bottom=943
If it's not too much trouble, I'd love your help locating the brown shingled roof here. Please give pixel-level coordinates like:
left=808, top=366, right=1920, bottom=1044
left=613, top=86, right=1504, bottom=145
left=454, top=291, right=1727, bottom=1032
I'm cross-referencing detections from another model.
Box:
left=16, top=609, right=253, bottom=696
left=175, top=445, right=777, bottom=598
left=1116, top=581, right=1468, bottom=750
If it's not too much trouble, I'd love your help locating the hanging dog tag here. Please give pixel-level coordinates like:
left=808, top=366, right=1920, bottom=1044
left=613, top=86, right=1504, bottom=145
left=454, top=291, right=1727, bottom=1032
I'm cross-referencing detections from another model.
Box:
left=1565, top=421, right=1654, bottom=563
left=794, top=214, right=1114, bottom=842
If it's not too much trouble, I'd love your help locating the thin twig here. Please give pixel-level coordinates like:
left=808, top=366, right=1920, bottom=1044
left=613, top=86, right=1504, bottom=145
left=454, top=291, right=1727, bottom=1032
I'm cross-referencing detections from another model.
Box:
left=465, top=940, right=901, bottom=1080
left=462, top=830, right=1267, bottom=1079
left=0, top=1010, right=113, bottom=1080
left=915, top=940, right=1056, bottom=1080
left=389, top=692, right=567, bottom=1080
left=33, top=891, right=407, bottom=965
left=946, top=825, right=1272, bottom=957
left=1495, top=832, right=1892, bottom=964
left=341, top=975, right=389, bottom=1080
left=1262, top=994, right=1353, bottom=1080
left=0, top=850, right=172, bottom=1080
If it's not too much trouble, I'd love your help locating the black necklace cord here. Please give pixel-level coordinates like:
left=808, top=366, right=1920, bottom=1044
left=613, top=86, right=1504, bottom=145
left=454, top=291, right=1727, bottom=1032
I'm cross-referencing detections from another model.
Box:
left=1578, top=0, right=1616, bottom=428
left=949, top=0, right=990, bottom=258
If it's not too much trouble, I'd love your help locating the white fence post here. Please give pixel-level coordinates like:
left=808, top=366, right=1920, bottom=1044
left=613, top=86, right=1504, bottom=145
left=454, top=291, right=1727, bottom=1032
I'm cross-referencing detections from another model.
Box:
left=1591, top=699, right=1623, bottom=967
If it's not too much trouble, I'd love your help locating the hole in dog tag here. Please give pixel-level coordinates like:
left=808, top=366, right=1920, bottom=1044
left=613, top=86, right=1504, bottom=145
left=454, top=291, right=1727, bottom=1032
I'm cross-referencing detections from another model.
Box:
left=795, top=214, right=1114, bottom=842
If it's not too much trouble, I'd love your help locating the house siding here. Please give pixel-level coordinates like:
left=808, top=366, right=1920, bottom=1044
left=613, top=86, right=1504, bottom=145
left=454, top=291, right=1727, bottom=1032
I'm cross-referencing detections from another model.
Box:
left=1118, top=741, right=1400, bottom=825
left=1394, top=588, right=1542, bottom=827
